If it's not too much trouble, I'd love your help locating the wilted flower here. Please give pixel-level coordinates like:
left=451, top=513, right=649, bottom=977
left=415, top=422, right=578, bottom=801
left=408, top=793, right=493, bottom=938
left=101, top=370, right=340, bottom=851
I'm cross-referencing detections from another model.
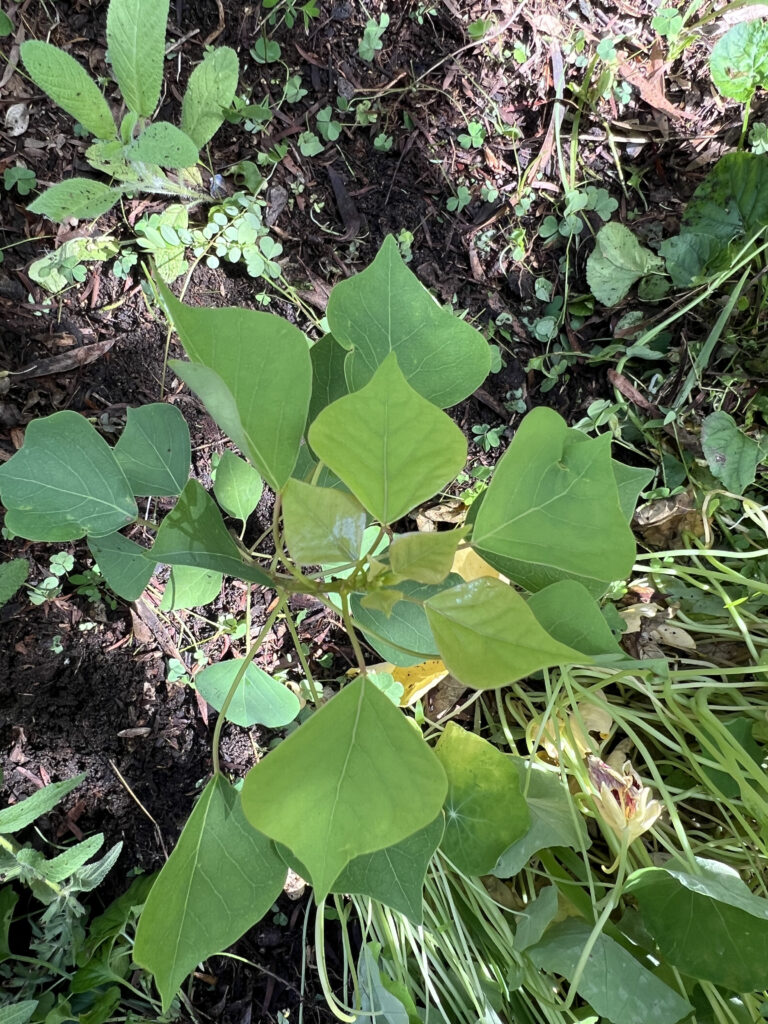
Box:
left=587, top=754, right=662, bottom=846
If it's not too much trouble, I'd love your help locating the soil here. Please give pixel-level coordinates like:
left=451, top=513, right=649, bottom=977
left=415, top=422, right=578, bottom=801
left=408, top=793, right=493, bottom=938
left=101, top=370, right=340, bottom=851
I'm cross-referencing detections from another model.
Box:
left=0, top=0, right=756, bottom=1019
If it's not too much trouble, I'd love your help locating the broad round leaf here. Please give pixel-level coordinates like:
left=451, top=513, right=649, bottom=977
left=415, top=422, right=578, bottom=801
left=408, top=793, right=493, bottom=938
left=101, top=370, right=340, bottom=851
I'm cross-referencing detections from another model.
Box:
left=195, top=661, right=300, bottom=728
left=213, top=451, right=263, bottom=523
left=159, top=565, right=222, bottom=612
left=625, top=857, right=768, bottom=993
left=282, top=478, right=366, bottom=564
left=134, top=775, right=286, bottom=1012
left=328, top=235, right=490, bottom=407
left=435, top=723, right=529, bottom=875
left=21, top=41, right=116, bottom=139
left=241, top=675, right=448, bottom=900
left=113, top=404, right=190, bottom=497
left=425, top=578, right=585, bottom=688
left=710, top=21, right=768, bottom=103
left=0, top=411, right=137, bottom=541
left=472, top=407, right=636, bottom=595
left=308, top=353, right=467, bottom=525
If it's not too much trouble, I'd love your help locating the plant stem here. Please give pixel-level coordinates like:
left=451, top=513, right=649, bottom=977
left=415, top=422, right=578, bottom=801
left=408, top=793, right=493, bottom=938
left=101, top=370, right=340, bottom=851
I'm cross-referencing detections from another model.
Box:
left=210, top=599, right=284, bottom=776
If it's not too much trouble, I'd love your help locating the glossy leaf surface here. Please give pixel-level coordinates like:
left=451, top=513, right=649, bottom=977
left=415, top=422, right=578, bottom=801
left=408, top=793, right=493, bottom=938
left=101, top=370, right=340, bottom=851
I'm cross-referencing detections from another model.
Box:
left=241, top=675, right=448, bottom=900
left=425, top=578, right=584, bottom=688
left=308, top=354, right=466, bottom=524
left=328, top=235, right=490, bottom=407
left=282, top=478, right=366, bottom=564
left=0, top=412, right=136, bottom=541
left=134, top=775, right=286, bottom=1011
left=472, top=408, right=635, bottom=595
left=113, top=404, right=190, bottom=497
left=435, top=723, right=529, bottom=875
left=151, top=480, right=270, bottom=585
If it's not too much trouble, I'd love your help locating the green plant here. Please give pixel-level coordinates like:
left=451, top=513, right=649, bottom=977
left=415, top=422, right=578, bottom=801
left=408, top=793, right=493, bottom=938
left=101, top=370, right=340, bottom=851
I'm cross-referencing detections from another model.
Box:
left=471, top=422, right=505, bottom=451
left=4, top=237, right=768, bottom=1021
left=0, top=774, right=163, bottom=1022
left=4, top=165, right=36, bottom=196
left=458, top=121, right=485, bottom=150
left=373, top=131, right=393, bottom=152
left=358, top=13, right=389, bottom=62
left=447, top=185, right=471, bottom=213
left=20, top=0, right=239, bottom=223
left=0, top=557, right=28, bottom=606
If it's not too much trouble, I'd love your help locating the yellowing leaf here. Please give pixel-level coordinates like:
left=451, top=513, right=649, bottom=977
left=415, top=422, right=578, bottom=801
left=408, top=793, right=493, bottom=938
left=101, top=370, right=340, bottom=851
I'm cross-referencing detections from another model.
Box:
left=392, top=659, right=450, bottom=707
left=451, top=546, right=503, bottom=582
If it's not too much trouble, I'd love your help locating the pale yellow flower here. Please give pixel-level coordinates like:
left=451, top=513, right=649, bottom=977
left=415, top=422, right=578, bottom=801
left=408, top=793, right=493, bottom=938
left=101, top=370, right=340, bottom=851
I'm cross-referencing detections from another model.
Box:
left=587, top=754, right=662, bottom=845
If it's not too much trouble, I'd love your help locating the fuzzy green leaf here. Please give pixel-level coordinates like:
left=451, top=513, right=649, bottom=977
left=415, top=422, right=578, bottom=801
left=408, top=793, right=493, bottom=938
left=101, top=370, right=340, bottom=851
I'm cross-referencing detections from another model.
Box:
left=710, top=20, right=768, bottom=103
left=587, top=222, right=664, bottom=306
left=127, top=122, right=199, bottom=168
left=0, top=559, right=29, bottom=607
left=107, top=0, right=170, bottom=117
left=21, top=41, right=115, bottom=139
left=181, top=46, right=239, bottom=149
left=0, top=775, right=84, bottom=834
left=28, top=179, right=121, bottom=222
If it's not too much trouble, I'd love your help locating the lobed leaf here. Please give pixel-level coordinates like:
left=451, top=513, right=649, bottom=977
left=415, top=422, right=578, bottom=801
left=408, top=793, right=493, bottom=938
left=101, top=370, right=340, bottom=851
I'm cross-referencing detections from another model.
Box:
left=21, top=40, right=116, bottom=139
left=0, top=411, right=137, bottom=541
left=586, top=222, right=664, bottom=306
